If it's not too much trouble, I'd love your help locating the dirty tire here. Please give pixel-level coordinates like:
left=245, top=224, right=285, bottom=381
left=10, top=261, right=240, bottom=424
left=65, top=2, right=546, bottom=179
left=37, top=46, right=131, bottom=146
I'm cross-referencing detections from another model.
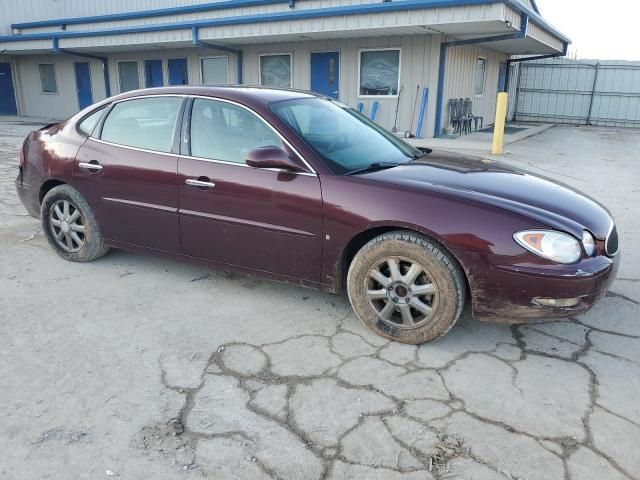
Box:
left=347, top=231, right=466, bottom=344
left=41, top=184, right=110, bottom=262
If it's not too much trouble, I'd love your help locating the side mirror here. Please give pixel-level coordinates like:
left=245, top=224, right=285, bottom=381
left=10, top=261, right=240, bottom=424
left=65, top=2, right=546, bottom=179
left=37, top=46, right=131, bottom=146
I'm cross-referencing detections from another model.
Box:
left=245, top=146, right=306, bottom=173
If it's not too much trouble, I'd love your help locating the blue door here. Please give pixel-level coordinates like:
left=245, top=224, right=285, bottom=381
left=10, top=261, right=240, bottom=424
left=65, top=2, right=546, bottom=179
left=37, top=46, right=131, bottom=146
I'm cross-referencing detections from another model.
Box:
left=310, top=52, right=339, bottom=99
left=144, top=59, right=163, bottom=87
left=74, top=62, right=93, bottom=110
left=0, top=62, right=18, bottom=115
left=168, top=58, right=188, bottom=85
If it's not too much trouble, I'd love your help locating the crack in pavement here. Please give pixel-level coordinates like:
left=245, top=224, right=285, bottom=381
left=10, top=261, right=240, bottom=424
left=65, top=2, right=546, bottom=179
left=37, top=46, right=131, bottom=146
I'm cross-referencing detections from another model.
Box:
left=132, top=305, right=639, bottom=480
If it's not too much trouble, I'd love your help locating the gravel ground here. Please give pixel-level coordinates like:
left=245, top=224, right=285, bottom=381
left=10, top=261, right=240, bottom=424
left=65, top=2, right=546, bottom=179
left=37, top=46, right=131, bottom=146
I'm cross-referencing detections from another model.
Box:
left=1, top=121, right=639, bottom=480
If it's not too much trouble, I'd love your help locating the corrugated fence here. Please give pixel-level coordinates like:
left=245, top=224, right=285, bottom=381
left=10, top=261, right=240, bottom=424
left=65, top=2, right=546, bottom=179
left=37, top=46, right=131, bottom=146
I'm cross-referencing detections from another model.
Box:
left=510, top=58, right=640, bottom=128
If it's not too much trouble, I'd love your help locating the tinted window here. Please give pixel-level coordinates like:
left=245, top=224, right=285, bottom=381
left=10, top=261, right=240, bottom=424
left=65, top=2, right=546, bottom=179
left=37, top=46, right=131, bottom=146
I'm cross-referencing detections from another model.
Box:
left=101, top=97, right=183, bottom=153
left=474, top=58, right=487, bottom=96
left=271, top=98, right=420, bottom=174
left=190, top=98, right=282, bottom=163
left=78, top=106, right=107, bottom=135
left=201, top=57, right=228, bottom=84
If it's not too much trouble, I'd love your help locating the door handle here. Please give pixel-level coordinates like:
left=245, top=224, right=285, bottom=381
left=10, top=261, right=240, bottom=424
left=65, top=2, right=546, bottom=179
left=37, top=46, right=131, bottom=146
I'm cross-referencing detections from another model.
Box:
left=185, top=178, right=216, bottom=189
left=78, top=161, right=103, bottom=171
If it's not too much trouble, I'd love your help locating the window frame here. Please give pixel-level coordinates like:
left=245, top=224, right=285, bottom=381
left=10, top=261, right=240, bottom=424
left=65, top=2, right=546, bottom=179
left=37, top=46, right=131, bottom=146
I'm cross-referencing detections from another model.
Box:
left=180, top=95, right=316, bottom=175
left=357, top=47, right=402, bottom=99
left=199, top=55, right=230, bottom=85
left=94, top=94, right=187, bottom=155
left=474, top=56, right=488, bottom=98
left=38, top=62, right=58, bottom=94
left=258, top=53, right=293, bottom=88
left=117, top=59, right=141, bottom=93
left=76, top=105, right=109, bottom=137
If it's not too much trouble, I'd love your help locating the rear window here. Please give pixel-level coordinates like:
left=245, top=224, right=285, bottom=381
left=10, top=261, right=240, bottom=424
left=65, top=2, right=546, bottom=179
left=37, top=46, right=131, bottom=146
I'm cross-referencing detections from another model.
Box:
left=100, top=97, right=183, bottom=153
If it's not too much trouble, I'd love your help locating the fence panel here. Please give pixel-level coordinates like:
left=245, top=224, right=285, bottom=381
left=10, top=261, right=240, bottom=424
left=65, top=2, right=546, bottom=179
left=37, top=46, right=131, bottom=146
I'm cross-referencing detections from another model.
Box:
left=513, top=59, right=640, bottom=128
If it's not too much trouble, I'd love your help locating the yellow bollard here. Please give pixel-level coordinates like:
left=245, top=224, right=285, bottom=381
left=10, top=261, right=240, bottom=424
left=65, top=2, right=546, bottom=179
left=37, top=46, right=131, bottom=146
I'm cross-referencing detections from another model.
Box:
left=491, top=92, right=508, bottom=155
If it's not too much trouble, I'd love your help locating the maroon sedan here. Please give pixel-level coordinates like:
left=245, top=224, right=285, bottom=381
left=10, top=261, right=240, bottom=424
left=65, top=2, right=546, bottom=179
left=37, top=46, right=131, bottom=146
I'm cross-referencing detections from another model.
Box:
left=15, top=86, right=619, bottom=344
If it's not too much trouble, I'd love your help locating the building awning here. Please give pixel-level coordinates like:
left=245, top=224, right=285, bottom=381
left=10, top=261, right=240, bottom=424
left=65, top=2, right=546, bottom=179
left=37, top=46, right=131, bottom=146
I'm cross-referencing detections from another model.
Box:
left=0, top=0, right=569, bottom=55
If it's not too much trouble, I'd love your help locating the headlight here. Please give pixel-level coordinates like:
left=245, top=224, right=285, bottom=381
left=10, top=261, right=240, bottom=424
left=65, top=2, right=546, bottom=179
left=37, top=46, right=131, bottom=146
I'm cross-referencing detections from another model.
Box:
left=514, top=230, right=581, bottom=264
left=582, top=230, right=596, bottom=256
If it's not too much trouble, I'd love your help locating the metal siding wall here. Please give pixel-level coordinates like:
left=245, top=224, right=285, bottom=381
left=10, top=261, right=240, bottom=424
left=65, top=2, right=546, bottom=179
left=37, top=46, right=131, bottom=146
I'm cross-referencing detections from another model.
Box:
left=514, top=59, right=640, bottom=128
left=241, top=34, right=439, bottom=135
left=442, top=44, right=508, bottom=131
left=13, top=54, right=106, bottom=118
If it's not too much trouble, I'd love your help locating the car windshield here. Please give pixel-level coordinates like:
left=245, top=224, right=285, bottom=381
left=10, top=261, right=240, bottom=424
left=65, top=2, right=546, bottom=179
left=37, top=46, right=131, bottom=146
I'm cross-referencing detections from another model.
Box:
left=270, top=97, right=422, bottom=175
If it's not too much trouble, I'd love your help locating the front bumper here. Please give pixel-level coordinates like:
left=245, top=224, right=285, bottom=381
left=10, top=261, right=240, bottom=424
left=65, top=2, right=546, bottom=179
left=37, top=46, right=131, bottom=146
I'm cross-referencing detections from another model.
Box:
left=452, top=249, right=620, bottom=324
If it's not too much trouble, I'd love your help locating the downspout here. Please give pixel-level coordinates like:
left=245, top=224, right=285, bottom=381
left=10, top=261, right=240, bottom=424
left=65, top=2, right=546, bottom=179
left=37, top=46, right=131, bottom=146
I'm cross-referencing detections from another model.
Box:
left=52, top=37, right=111, bottom=97
left=192, top=27, right=243, bottom=84
left=433, top=14, right=530, bottom=137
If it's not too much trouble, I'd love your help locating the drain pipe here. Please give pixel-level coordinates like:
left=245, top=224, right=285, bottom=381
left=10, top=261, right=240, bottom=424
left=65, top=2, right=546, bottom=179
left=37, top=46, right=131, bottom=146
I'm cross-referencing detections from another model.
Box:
left=192, top=27, right=243, bottom=84
left=433, top=15, right=530, bottom=137
left=52, top=37, right=111, bottom=97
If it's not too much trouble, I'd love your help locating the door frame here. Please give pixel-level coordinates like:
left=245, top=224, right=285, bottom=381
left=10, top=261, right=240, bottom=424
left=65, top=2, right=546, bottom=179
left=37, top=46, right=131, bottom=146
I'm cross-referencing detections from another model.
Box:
left=310, top=50, right=341, bottom=99
left=74, top=61, right=94, bottom=110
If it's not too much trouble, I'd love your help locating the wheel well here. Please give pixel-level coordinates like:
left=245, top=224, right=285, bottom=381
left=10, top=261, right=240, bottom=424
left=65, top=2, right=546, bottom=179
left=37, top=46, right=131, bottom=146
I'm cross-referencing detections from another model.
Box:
left=39, top=179, right=65, bottom=205
left=338, top=227, right=472, bottom=304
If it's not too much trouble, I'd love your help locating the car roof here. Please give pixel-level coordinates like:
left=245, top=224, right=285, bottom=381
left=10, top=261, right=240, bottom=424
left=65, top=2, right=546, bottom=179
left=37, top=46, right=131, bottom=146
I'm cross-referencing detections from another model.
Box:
left=110, top=85, right=320, bottom=106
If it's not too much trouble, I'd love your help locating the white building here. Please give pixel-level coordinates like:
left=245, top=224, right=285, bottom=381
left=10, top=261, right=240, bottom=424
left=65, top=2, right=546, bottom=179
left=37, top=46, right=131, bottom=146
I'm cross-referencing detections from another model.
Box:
left=0, top=0, right=568, bottom=137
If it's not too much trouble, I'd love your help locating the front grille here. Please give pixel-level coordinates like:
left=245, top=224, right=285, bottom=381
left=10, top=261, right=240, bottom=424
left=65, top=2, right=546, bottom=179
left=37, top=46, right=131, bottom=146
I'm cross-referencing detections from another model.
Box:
left=605, top=223, right=619, bottom=257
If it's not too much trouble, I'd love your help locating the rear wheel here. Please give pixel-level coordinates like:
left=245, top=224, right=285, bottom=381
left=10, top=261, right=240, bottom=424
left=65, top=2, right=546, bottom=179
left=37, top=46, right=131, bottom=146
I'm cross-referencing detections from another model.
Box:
left=41, top=184, right=110, bottom=262
left=347, top=231, right=466, bottom=344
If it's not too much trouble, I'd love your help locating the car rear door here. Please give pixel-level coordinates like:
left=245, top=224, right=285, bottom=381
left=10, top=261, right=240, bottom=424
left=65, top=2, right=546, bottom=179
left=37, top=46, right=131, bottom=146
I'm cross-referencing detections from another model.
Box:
left=177, top=96, right=323, bottom=282
left=73, top=95, right=185, bottom=252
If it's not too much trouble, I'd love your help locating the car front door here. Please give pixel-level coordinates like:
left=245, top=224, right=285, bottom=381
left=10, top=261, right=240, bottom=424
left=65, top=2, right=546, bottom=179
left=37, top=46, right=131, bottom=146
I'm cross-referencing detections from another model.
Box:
left=73, top=95, right=185, bottom=252
left=177, top=97, right=323, bottom=283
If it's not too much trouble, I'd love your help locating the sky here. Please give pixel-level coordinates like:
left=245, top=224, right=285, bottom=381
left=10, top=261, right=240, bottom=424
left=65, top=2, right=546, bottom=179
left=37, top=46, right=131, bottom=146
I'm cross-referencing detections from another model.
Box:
left=536, top=0, right=639, bottom=60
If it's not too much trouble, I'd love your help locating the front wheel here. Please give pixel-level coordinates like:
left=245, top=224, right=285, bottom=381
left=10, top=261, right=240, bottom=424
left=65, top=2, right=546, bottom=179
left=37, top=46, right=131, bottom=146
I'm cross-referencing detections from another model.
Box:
left=41, top=184, right=110, bottom=262
left=347, top=231, right=466, bottom=344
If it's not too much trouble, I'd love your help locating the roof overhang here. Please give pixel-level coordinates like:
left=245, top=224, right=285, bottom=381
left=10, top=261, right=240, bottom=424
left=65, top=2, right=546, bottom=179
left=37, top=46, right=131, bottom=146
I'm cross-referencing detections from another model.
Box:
left=0, top=0, right=569, bottom=56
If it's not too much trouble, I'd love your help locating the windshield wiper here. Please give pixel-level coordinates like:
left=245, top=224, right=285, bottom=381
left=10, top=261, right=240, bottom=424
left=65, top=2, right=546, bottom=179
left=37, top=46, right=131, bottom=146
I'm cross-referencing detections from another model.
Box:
left=346, top=162, right=401, bottom=176
left=413, top=147, right=432, bottom=159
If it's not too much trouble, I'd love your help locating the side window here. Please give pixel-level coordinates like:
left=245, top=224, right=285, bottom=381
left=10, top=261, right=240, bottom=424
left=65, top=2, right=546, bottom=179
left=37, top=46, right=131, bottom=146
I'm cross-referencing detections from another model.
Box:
left=100, top=97, right=183, bottom=153
left=190, top=98, right=282, bottom=164
left=78, top=106, right=107, bottom=136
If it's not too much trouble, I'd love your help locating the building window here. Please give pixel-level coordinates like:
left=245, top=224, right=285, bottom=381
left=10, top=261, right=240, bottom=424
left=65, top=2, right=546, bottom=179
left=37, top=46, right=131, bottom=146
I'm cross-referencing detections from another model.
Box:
left=118, top=61, right=140, bottom=93
left=359, top=49, right=400, bottom=97
left=38, top=63, right=57, bottom=93
left=474, top=57, right=487, bottom=96
left=201, top=57, right=229, bottom=85
left=101, top=97, right=183, bottom=153
left=260, top=54, right=292, bottom=88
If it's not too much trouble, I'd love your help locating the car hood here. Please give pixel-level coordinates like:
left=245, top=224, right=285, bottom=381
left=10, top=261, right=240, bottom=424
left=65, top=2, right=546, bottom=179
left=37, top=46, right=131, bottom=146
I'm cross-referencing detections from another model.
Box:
left=359, top=150, right=613, bottom=239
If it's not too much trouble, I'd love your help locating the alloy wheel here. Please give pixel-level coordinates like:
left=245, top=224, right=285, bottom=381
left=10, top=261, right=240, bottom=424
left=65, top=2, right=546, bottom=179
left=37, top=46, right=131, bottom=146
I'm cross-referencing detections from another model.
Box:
left=365, top=256, right=439, bottom=329
left=49, top=200, right=86, bottom=253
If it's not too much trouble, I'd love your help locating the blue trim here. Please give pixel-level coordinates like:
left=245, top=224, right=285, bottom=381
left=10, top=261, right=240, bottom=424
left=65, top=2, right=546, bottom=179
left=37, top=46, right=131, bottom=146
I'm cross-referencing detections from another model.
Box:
left=0, top=0, right=570, bottom=44
left=52, top=38, right=111, bottom=97
left=434, top=14, right=530, bottom=136
left=11, top=0, right=290, bottom=30
left=192, top=27, right=243, bottom=84
left=357, top=102, right=363, bottom=113
left=415, top=87, right=429, bottom=138
left=369, top=101, right=379, bottom=122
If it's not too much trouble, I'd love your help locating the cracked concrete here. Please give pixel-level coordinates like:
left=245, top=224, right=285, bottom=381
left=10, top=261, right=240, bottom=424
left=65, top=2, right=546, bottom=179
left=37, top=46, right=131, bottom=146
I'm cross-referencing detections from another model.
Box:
left=1, top=121, right=639, bottom=479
